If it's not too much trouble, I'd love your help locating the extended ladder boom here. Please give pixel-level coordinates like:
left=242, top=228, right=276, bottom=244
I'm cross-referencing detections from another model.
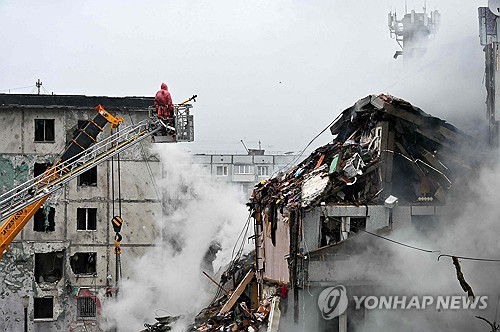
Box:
left=0, top=105, right=177, bottom=258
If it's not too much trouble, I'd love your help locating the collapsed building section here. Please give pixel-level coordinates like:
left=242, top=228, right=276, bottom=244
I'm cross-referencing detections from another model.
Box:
left=187, top=252, right=281, bottom=332
left=244, top=94, right=472, bottom=331
left=188, top=94, right=472, bottom=332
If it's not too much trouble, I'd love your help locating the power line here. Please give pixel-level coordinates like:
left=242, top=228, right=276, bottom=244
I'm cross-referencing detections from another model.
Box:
left=0, top=85, right=35, bottom=93
left=272, top=111, right=343, bottom=176
left=361, top=229, right=439, bottom=254
left=360, top=229, right=500, bottom=263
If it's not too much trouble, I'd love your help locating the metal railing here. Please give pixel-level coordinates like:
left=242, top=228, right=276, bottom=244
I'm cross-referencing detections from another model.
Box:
left=0, top=118, right=163, bottom=222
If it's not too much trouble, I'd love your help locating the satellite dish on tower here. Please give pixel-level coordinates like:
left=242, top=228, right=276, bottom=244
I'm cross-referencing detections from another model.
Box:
left=489, top=0, right=500, bottom=16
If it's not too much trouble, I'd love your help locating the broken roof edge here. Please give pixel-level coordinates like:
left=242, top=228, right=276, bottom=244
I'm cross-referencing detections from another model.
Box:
left=0, top=93, right=154, bottom=109
left=330, top=94, right=472, bottom=140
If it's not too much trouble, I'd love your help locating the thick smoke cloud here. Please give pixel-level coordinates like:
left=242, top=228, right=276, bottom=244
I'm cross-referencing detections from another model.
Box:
left=336, top=159, right=500, bottom=332
left=101, top=145, right=249, bottom=331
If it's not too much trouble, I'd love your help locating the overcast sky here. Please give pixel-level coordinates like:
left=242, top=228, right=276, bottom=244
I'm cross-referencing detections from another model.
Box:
left=0, top=1, right=487, bottom=153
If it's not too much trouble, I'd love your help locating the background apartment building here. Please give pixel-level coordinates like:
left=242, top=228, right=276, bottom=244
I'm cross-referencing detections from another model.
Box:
left=191, top=152, right=297, bottom=198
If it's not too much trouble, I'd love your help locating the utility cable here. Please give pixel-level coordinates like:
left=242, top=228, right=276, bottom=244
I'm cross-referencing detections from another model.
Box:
left=128, top=113, right=162, bottom=200
left=437, top=254, right=500, bottom=263
left=117, top=150, right=122, bottom=216
left=273, top=111, right=344, bottom=177
left=331, top=218, right=500, bottom=263
left=359, top=229, right=500, bottom=263
left=209, top=212, right=252, bottom=306
left=381, top=149, right=452, bottom=188
left=0, top=85, right=34, bottom=93
left=361, top=229, right=439, bottom=254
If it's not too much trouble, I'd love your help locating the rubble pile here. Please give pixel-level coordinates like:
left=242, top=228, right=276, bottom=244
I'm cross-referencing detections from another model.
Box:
left=190, top=297, right=271, bottom=332
left=189, top=252, right=276, bottom=332
left=249, top=94, right=471, bottom=212
left=141, top=315, right=183, bottom=332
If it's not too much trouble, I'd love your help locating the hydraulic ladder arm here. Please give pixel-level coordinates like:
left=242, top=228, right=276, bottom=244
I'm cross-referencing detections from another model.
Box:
left=0, top=98, right=195, bottom=259
left=0, top=106, right=124, bottom=258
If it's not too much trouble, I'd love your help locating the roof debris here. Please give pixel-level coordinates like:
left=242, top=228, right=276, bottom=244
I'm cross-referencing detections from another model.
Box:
left=248, top=94, right=471, bottom=215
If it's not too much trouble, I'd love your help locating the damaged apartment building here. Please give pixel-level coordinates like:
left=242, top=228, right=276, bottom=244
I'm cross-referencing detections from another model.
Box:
left=0, top=93, right=299, bottom=331
left=244, top=94, right=472, bottom=332
left=0, top=94, right=164, bottom=332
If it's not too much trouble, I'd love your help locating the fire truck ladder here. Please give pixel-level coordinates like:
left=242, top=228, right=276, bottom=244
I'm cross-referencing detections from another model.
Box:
left=0, top=97, right=195, bottom=258
left=0, top=115, right=174, bottom=258
left=0, top=118, right=165, bottom=224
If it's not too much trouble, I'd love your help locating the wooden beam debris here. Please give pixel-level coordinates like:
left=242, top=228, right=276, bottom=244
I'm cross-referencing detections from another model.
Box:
left=219, top=270, right=255, bottom=315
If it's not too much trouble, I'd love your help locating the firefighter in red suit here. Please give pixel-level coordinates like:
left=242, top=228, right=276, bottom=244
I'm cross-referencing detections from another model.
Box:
left=154, top=83, right=174, bottom=120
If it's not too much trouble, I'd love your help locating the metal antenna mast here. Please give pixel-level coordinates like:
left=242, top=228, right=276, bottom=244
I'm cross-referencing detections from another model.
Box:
left=36, top=79, right=42, bottom=95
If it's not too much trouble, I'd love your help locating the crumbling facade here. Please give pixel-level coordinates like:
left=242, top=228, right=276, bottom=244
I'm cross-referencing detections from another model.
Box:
left=0, top=93, right=300, bottom=331
left=0, top=94, right=162, bottom=331
left=248, top=94, right=471, bottom=331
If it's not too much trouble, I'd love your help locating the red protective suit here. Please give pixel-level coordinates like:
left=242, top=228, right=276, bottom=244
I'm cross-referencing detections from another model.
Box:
left=154, top=83, right=174, bottom=118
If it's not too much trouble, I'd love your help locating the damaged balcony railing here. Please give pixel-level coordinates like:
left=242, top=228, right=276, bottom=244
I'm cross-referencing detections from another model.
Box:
left=0, top=118, right=163, bottom=223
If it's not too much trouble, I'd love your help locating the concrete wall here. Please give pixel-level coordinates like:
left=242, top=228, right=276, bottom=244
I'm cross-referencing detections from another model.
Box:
left=0, top=104, right=159, bottom=331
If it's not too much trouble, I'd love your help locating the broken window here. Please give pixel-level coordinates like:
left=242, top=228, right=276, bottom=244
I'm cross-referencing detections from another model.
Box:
left=78, top=166, right=97, bottom=186
left=349, top=217, right=366, bottom=234
left=34, top=297, right=54, bottom=319
left=35, top=251, right=64, bottom=283
left=33, top=205, right=55, bottom=232
left=70, top=252, right=97, bottom=275
left=320, top=216, right=341, bottom=247
left=34, top=119, right=55, bottom=142
left=234, top=165, right=253, bottom=174
left=257, top=166, right=269, bottom=176
left=216, top=165, right=228, bottom=176
left=77, top=208, right=97, bottom=231
left=77, top=296, right=97, bottom=319
left=34, top=162, right=50, bottom=177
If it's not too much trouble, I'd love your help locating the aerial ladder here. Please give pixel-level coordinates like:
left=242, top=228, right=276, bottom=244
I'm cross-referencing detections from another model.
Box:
left=0, top=96, right=196, bottom=259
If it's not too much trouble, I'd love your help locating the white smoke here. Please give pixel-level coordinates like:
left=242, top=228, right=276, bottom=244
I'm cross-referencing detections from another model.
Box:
left=346, top=156, right=500, bottom=331
left=101, top=145, right=249, bottom=331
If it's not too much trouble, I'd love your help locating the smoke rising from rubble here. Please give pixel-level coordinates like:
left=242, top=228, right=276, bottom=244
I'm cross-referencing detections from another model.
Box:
left=326, top=158, right=500, bottom=332
left=101, top=145, right=248, bottom=331
left=309, top=4, right=500, bottom=331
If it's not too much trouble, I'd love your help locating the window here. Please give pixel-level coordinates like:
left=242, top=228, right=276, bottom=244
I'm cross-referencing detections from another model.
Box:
left=34, top=119, right=55, bottom=142
left=77, top=208, right=97, bottom=231
left=216, top=165, right=228, bottom=176
left=34, top=162, right=50, bottom=177
left=34, top=297, right=54, bottom=319
left=33, top=205, right=55, bottom=232
left=234, top=165, right=253, bottom=174
left=70, top=252, right=97, bottom=275
left=349, top=217, right=366, bottom=234
left=78, top=166, right=97, bottom=186
left=257, top=166, right=269, bottom=176
left=77, top=296, right=97, bottom=319
left=35, top=251, right=64, bottom=283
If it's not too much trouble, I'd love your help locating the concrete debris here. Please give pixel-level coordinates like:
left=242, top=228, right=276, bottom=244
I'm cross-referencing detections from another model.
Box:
left=141, top=315, right=183, bottom=332
left=247, top=94, right=471, bottom=245
left=187, top=252, right=278, bottom=332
